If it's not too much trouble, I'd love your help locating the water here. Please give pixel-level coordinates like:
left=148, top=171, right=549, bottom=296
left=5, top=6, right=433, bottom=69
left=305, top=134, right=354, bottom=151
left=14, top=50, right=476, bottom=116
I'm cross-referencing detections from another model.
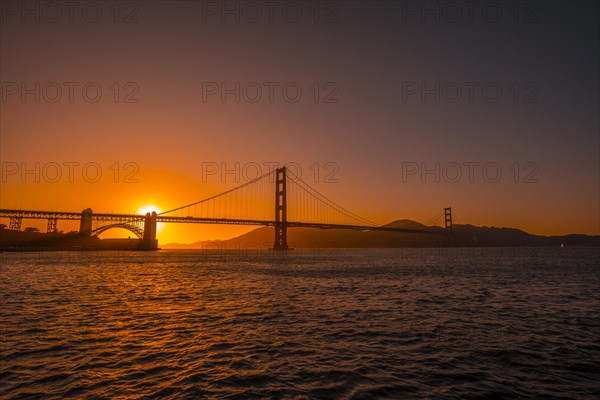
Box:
left=1, top=247, right=599, bottom=399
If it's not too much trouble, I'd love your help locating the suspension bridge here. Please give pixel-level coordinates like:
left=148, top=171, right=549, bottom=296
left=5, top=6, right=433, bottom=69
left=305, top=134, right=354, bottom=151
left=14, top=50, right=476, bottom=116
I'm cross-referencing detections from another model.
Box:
left=0, top=167, right=452, bottom=250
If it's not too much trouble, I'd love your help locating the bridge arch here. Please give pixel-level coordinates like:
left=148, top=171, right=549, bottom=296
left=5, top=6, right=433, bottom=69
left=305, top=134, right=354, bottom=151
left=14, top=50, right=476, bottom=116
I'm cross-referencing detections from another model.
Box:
left=92, top=223, right=144, bottom=239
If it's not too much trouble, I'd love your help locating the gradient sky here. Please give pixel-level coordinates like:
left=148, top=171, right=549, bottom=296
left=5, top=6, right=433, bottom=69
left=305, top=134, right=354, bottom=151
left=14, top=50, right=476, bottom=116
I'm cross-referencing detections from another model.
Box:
left=1, top=0, right=598, bottom=243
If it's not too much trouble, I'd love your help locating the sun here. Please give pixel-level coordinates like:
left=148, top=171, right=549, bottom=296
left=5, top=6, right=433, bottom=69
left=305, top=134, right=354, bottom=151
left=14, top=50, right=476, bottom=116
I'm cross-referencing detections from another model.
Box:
left=136, top=205, right=164, bottom=233
left=137, top=204, right=162, bottom=216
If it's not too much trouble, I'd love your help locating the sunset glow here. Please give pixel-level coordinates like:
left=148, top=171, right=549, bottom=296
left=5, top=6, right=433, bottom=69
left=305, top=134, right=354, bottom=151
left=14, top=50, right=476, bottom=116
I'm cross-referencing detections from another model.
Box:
left=1, top=2, right=598, bottom=399
left=136, top=204, right=165, bottom=234
left=136, top=205, right=162, bottom=216
left=0, top=2, right=598, bottom=245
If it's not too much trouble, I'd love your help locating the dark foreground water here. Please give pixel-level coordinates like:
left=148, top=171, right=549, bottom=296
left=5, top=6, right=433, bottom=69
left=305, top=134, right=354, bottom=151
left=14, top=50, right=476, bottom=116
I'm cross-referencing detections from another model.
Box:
left=1, top=247, right=599, bottom=399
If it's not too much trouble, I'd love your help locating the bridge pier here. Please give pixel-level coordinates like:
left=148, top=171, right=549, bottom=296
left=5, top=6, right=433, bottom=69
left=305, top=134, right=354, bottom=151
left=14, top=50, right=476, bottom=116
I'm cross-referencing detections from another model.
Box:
left=140, top=211, right=158, bottom=250
left=79, top=208, right=93, bottom=236
left=47, top=218, right=58, bottom=233
left=9, top=216, right=22, bottom=231
left=272, top=167, right=289, bottom=250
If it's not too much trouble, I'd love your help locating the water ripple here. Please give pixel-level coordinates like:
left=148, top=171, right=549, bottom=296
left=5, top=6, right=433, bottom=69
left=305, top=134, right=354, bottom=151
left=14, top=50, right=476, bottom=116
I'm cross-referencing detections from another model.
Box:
left=1, top=247, right=599, bottom=399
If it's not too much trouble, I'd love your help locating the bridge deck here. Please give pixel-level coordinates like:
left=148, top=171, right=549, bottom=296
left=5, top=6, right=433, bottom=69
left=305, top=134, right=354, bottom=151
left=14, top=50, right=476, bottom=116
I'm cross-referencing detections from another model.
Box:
left=0, top=209, right=443, bottom=234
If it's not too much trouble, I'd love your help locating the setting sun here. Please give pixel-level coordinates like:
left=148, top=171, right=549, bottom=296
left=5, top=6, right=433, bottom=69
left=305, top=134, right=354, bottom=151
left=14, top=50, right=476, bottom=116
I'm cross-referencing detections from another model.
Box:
left=137, top=205, right=162, bottom=216
left=137, top=205, right=164, bottom=233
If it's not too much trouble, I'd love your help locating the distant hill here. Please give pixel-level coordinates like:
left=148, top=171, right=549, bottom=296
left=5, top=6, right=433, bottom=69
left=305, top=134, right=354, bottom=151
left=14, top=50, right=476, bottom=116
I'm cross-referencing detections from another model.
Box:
left=162, top=220, right=600, bottom=249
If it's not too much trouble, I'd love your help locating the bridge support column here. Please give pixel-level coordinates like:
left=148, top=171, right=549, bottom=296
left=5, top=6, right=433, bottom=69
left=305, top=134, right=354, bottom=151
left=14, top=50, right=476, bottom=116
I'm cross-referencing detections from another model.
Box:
left=444, top=207, right=453, bottom=232
left=141, top=211, right=158, bottom=250
left=79, top=208, right=93, bottom=236
left=9, top=217, right=22, bottom=231
left=47, top=218, right=58, bottom=233
left=273, top=167, right=288, bottom=250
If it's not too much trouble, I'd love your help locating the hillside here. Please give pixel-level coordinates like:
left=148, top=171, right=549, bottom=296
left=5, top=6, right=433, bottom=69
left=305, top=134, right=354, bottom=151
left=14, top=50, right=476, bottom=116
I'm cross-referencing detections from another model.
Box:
left=163, top=220, right=600, bottom=249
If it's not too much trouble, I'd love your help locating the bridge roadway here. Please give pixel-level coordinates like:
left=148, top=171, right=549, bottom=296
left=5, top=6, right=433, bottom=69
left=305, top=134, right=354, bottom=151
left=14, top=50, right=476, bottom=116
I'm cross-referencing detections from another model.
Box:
left=0, top=208, right=441, bottom=235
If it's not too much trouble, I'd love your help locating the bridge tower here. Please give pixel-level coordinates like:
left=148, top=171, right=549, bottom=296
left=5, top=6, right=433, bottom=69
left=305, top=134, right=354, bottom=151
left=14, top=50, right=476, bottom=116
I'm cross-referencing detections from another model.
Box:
left=47, top=218, right=58, bottom=233
left=273, top=167, right=288, bottom=250
left=444, top=207, right=453, bottom=232
left=79, top=208, right=93, bottom=236
left=9, top=217, right=22, bottom=231
left=141, top=211, right=158, bottom=250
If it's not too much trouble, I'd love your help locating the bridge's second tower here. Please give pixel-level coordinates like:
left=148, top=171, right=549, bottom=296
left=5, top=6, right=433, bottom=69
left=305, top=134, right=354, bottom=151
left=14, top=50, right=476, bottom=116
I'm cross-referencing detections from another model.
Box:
left=273, top=167, right=288, bottom=250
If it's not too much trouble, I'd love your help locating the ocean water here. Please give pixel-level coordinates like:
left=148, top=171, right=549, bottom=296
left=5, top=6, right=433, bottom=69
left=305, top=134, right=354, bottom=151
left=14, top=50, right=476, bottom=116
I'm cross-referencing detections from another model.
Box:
left=1, top=247, right=599, bottom=399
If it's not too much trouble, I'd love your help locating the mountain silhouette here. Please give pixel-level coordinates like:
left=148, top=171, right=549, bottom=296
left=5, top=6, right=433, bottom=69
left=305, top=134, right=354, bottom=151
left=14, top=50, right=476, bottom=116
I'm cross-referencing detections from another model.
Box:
left=163, top=220, right=600, bottom=249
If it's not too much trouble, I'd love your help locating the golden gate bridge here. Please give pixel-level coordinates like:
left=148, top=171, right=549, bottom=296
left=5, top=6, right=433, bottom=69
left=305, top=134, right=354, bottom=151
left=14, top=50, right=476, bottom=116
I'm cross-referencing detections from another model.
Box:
left=0, top=167, right=452, bottom=250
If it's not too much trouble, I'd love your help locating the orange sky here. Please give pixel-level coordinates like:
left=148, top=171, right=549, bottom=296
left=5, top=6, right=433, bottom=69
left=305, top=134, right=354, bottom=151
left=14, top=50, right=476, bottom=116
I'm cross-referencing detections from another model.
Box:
left=1, top=1, right=598, bottom=243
